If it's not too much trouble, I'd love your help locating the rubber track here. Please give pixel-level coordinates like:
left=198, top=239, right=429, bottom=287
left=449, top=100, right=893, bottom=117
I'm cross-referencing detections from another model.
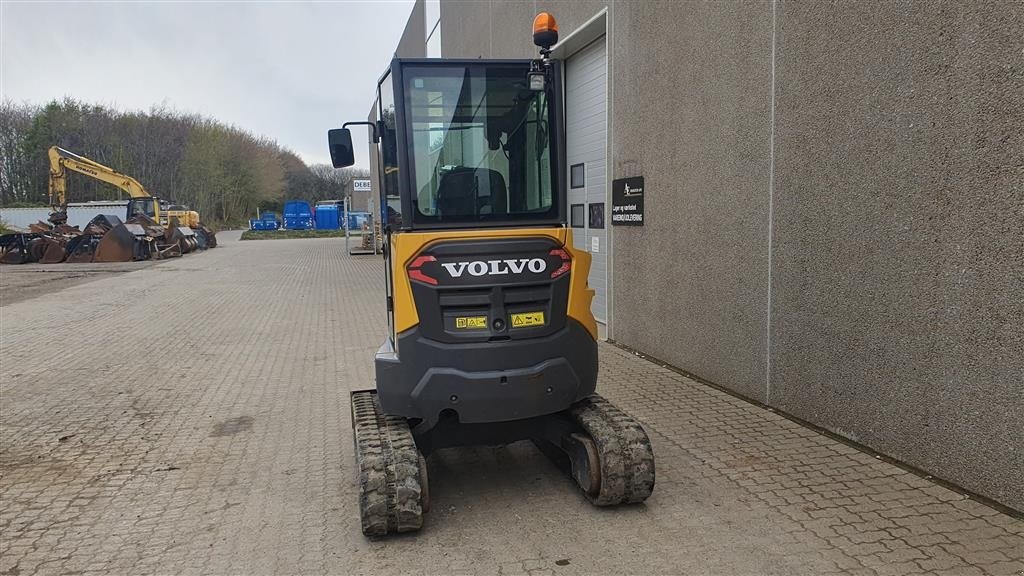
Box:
left=569, top=394, right=656, bottom=505
left=351, top=391, right=425, bottom=536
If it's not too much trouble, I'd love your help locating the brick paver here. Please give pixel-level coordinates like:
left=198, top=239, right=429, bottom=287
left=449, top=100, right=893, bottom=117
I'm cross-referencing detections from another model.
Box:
left=1, top=233, right=1021, bottom=575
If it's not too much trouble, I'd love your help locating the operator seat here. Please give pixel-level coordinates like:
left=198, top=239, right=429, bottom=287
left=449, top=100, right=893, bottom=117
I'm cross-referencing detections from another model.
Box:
left=436, top=167, right=508, bottom=217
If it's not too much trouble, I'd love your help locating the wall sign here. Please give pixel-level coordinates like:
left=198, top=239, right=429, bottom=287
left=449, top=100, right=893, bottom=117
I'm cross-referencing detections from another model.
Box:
left=353, top=179, right=372, bottom=192
left=589, top=202, right=605, bottom=229
left=611, top=176, right=644, bottom=226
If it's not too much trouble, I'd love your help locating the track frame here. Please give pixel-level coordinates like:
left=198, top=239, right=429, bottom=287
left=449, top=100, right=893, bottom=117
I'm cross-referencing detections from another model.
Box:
left=349, top=391, right=655, bottom=536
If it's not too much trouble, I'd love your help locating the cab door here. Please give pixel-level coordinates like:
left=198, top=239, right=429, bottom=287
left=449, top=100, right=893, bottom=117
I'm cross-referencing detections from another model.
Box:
left=377, top=69, right=400, bottom=343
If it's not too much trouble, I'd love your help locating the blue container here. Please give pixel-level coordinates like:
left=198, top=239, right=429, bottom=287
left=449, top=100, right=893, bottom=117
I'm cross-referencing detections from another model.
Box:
left=315, top=205, right=340, bottom=230
left=283, top=200, right=314, bottom=230
left=249, top=211, right=280, bottom=231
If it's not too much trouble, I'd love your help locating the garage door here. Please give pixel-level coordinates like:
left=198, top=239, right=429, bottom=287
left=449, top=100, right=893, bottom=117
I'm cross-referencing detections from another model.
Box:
left=565, top=38, right=608, bottom=329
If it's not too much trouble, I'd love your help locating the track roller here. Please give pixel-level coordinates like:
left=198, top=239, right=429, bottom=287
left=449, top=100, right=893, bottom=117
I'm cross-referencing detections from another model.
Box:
left=350, top=390, right=428, bottom=536
left=566, top=395, right=655, bottom=506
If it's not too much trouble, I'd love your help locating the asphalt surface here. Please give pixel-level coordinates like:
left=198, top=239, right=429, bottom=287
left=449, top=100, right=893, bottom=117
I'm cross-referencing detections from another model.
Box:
left=1, top=232, right=1021, bottom=575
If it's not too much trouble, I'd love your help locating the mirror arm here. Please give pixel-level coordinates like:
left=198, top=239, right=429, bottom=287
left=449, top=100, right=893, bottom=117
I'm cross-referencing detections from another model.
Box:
left=342, top=121, right=379, bottom=143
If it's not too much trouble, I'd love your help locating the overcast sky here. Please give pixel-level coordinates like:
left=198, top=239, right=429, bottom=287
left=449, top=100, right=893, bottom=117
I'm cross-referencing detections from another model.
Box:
left=0, top=1, right=414, bottom=169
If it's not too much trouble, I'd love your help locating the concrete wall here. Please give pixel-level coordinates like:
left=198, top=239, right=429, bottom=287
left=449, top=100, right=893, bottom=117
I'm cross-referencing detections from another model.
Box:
left=365, top=1, right=428, bottom=213
left=769, top=1, right=1024, bottom=511
left=442, top=1, right=774, bottom=403
left=608, top=2, right=774, bottom=403
left=396, top=0, right=426, bottom=58
left=433, top=0, right=1022, bottom=511
left=441, top=0, right=609, bottom=59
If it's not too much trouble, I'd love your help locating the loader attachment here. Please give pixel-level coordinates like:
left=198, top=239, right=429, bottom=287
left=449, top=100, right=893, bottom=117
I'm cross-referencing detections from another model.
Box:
left=168, top=226, right=199, bottom=254
left=193, top=225, right=216, bottom=249
left=0, top=233, right=39, bottom=264
left=155, top=244, right=182, bottom=259
left=84, top=214, right=124, bottom=233
left=125, top=214, right=181, bottom=259
left=36, top=236, right=69, bottom=264
left=64, top=235, right=102, bottom=263
left=47, top=210, right=69, bottom=226
left=94, top=223, right=152, bottom=262
left=27, top=237, right=51, bottom=262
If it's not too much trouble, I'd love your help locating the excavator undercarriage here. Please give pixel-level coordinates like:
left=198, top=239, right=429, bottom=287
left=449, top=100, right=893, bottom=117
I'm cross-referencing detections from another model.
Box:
left=351, top=390, right=655, bottom=536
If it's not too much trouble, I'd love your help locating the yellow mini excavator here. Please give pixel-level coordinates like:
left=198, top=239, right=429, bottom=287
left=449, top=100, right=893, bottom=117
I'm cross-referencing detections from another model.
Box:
left=328, top=13, right=655, bottom=536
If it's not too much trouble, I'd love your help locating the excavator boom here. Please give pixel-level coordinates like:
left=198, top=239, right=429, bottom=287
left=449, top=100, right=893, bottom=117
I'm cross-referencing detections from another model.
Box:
left=48, top=146, right=155, bottom=211
left=46, top=146, right=208, bottom=233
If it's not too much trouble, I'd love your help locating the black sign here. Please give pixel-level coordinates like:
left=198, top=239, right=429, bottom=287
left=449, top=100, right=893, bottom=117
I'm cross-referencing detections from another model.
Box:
left=611, top=176, right=644, bottom=226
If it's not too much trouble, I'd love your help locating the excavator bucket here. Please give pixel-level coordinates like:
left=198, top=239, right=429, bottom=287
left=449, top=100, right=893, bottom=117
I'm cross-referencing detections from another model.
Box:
left=125, top=214, right=159, bottom=228
left=37, top=236, right=69, bottom=264
left=0, top=234, right=39, bottom=264
left=47, top=211, right=69, bottom=226
left=123, top=214, right=177, bottom=259
left=64, top=235, right=102, bottom=263
left=153, top=242, right=182, bottom=259
left=94, top=223, right=152, bottom=262
left=84, top=214, right=124, bottom=233
left=167, top=227, right=199, bottom=254
left=27, top=237, right=51, bottom=262
left=195, top=225, right=217, bottom=249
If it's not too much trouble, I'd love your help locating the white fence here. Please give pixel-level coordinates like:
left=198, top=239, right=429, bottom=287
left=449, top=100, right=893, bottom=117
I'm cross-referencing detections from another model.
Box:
left=0, top=202, right=128, bottom=230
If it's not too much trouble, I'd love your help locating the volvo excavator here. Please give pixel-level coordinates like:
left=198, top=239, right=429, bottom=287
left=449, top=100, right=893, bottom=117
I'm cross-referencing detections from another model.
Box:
left=47, top=146, right=216, bottom=247
left=327, top=13, right=655, bottom=537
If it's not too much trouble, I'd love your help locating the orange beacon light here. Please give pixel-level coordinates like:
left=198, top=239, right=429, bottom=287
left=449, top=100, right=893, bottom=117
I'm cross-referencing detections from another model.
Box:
left=533, top=12, right=558, bottom=50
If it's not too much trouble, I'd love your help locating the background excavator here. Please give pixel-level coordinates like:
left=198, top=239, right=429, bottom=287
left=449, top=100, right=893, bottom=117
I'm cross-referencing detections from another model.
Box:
left=48, top=147, right=203, bottom=231
left=47, top=146, right=216, bottom=252
left=0, top=147, right=215, bottom=264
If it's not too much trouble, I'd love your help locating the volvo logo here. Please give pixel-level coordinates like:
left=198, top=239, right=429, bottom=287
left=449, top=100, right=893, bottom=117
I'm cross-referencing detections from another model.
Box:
left=440, top=258, right=547, bottom=278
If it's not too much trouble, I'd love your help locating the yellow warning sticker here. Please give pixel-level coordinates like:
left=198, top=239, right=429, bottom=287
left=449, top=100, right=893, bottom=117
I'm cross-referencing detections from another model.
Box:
left=511, top=312, right=545, bottom=328
left=455, top=316, right=488, bottom=329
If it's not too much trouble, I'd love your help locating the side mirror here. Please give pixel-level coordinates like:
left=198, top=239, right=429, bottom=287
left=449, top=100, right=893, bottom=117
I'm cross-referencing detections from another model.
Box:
left=328, top=128, right=355, bottom=168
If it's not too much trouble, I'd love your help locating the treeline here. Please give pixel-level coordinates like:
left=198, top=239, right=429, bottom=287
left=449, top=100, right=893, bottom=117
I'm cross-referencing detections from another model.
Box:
left=0, top=98, right=368, bottom=226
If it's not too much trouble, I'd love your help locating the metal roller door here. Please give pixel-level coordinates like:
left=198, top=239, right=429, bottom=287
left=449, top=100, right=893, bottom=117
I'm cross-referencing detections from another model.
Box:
left=565, top=37, right=608, bottom=329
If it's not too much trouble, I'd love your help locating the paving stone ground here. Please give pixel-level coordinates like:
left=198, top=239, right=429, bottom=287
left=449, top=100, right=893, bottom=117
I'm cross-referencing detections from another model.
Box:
left=1, top=233, right=1021, bottom=576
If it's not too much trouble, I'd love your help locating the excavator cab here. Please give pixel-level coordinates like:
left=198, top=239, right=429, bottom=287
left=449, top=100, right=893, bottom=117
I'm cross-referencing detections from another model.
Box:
left=126, top=197, right=160, bottom=221
left=329, top=13, right=654, bottom=537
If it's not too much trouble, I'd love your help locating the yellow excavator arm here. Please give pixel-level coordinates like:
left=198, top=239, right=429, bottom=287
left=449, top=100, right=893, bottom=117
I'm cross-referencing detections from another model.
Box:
left=46, top=146, right=205, bottom=230
left=47, top=146, right=160, bottom=218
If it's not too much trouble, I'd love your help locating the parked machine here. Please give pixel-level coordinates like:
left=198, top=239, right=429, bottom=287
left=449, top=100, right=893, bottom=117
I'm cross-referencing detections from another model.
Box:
left=249, top=211, right=281, bottom=231
left=283, top=200, right=315, bottom=230
left=46, top=147, right=216, bottom=248
left=0, top=147, right=216, bottom=264
left=327, top=12, right=654, bottom=537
